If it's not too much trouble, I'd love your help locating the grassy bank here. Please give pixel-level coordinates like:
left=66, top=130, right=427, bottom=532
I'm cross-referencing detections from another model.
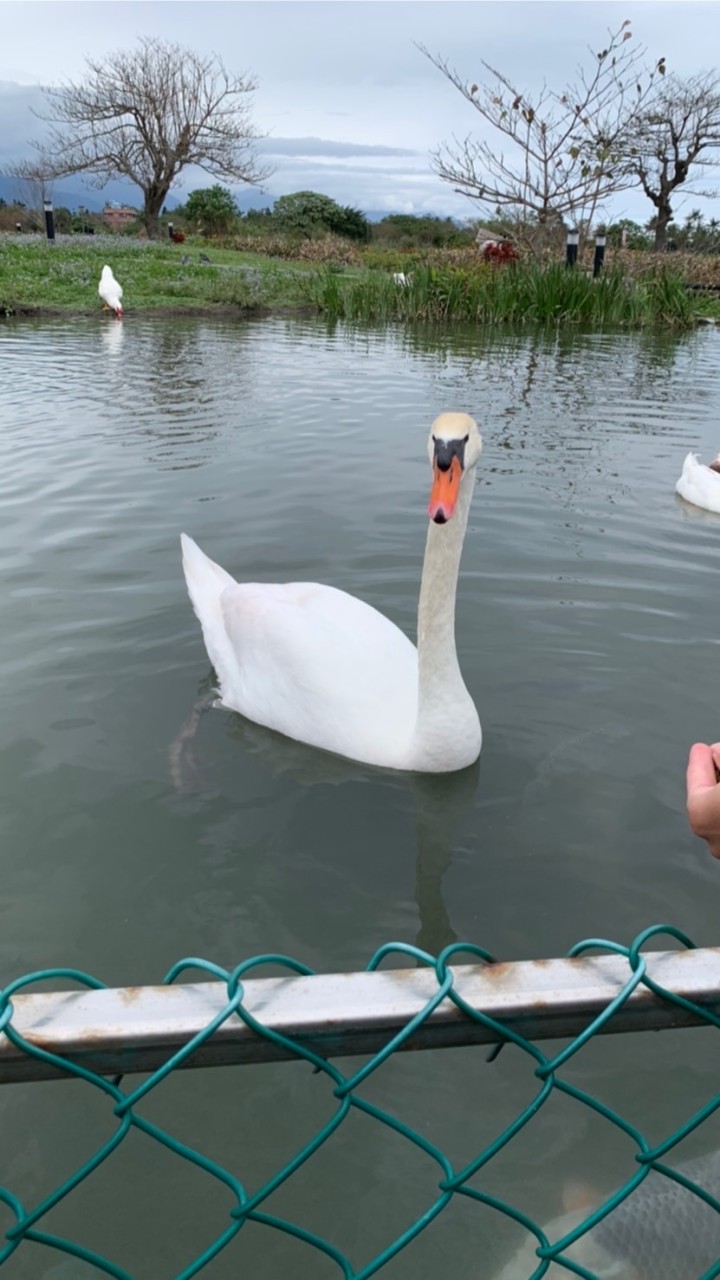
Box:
left=1, top=234, right=718, bottom=328
left=0, top=235, right=322, bottom=314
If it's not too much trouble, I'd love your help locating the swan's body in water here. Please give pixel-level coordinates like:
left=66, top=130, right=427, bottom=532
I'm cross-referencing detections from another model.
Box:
left=98, top=265, right=123, bottom=317
left=676, top=451, right=720, bottom=513
left=181, top=412, right=482, bottom=773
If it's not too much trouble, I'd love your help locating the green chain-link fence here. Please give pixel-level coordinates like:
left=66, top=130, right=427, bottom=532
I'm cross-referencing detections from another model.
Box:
left=2, top=924, right=720, bottom=1278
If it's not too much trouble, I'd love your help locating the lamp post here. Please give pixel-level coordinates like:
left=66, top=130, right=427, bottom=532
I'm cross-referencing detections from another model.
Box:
left=565, top=228, right=579, bottom=268
left=43, top=199, right=55, bottom=243
left=593, top=234, right=607, bottom=278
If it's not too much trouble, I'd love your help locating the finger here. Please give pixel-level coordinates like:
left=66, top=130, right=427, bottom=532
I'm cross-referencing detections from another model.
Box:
left=686, top=743, right=719, bottom=798
left=711, top=743, right=720, bottom=775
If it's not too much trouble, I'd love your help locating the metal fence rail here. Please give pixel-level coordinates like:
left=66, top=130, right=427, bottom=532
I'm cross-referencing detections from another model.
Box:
left=1, top=924, right=720, bottom=1278
left=3, top=941, right=720, bottom=1084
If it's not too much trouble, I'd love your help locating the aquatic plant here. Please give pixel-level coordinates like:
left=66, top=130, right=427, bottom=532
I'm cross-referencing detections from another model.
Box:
left=310, top=261, right=697, bottom=328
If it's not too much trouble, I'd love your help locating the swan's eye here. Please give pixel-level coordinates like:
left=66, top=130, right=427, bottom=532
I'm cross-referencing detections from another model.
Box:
left=463, top=434, right=469, bottom=444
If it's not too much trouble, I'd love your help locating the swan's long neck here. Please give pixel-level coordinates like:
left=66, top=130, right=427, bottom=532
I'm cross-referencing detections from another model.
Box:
left=412, top=471, right=479, bottom=767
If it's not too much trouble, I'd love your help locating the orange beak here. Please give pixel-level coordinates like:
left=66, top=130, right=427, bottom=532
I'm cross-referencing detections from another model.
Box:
left=428, top=456, right=462, bottom=523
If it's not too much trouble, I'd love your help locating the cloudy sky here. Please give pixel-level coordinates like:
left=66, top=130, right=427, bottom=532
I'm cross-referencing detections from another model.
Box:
left=1, top=0, right=719, bottom=223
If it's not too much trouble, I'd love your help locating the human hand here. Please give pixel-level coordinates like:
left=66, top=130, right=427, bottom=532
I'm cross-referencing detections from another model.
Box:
left=686, top=743, right=720, bottom=858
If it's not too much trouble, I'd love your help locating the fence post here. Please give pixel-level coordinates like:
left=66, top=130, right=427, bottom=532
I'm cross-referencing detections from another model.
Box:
left=43, top=199, right=55, bottom=243
left=593, top=234, right=606, bottom=278
left=565, top=229, right=579, bottom=268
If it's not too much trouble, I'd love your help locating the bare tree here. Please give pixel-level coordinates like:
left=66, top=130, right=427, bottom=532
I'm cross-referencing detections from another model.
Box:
left=421, top=22, right=659, bottom=255
left=29, top=37, right=270, bottom=237
left=625, top=71, right=720, bottom=251
left=4, top=159, right=54, bottom=218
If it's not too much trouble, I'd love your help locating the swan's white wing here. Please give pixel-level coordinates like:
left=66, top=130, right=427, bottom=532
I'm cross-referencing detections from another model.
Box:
left=218, top=581, right=418, bottom=766
left=181, top=534, right=418, bottom=767
left=676, top=452, right=720, bottom=513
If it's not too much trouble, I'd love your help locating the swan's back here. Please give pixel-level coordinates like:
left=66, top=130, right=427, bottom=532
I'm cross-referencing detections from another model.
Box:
left=676, top=451, right=720, bottom=513
left=181, top=534, right=418, bottom=767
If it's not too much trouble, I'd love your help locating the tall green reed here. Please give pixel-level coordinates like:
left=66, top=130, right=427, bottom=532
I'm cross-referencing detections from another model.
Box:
left=308, top=262, right=696, bottom=329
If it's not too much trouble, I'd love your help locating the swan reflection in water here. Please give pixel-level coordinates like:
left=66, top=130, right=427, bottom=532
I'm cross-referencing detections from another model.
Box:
left=100, top=319, right=125, bottom=357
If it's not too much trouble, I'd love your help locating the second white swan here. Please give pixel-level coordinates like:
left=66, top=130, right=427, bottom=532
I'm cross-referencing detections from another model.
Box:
left=181, top=412, right=482, bottom=772
left=676, top=451, right=720, bottom=513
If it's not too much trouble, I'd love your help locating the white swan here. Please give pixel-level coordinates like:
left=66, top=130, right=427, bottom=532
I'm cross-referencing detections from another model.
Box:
left=181, top=413, right=482, bottom=773
left=98, top=265, right=123, bottom=317
left=676, top=451, right=720, bottom=513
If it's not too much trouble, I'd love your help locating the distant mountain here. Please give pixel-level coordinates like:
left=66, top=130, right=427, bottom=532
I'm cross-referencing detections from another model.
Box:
left=0, top=171, right=461, bottom=225
left=0, top=172, right=271, bottom=214
left=0, top=172, right=185, bottom=212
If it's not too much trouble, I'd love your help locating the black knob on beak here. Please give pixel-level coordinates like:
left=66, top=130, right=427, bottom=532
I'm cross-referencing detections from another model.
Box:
left=434, top=438, right=465, bottom=473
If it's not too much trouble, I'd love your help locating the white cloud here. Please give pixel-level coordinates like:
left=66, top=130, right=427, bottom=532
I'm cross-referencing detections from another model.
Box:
left=260, top=136, right=417, bottom=159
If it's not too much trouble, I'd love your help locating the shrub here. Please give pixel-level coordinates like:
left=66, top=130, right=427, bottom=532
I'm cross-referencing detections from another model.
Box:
left=361, top=247, right=423, bottom=274
left=181, top=186, right=240, bottom=236
left=295, top=235, right=362, bottom=265
left=371, top=214, right=473, bottom=249
left=215, top=231, right=362, bottom=265
left=273, top=191, right=369, bottom=242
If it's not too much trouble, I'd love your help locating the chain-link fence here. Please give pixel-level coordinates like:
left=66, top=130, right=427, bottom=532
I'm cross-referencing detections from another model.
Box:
left=2, top=924, right=720, bottom=1278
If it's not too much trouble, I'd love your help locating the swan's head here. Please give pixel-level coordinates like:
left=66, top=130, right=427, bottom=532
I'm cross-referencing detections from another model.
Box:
left=427, top=413, right=482, bottom=524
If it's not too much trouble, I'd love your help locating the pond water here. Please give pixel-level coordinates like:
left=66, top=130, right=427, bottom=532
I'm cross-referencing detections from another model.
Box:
left=1, top=314, right=720, bottom=1278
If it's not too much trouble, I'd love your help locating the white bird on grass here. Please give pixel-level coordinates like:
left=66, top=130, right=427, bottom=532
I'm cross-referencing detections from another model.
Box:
left=676, top=451, right=720, bottom=513
left=181, top=412, right=483, bottom=773
left=98, top=265, right=123, bottom=317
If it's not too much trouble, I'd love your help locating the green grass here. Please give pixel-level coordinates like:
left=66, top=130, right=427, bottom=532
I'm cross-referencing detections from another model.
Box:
left=0, top=236, right=319, bottom=314
left=1, top=235, right=718, bottom=329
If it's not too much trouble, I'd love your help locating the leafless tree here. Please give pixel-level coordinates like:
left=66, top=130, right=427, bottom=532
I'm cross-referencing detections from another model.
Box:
left=421, top=22, right=660, bottom=256
left=3, top=159, right=54, bottom=217
left=624, top=71, right=720, bottom=251
left=29, top=37, right=270, bottom=237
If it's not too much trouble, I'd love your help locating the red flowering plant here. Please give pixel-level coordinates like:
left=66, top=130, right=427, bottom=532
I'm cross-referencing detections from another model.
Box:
left=481, top=239, right=519, bottom=265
